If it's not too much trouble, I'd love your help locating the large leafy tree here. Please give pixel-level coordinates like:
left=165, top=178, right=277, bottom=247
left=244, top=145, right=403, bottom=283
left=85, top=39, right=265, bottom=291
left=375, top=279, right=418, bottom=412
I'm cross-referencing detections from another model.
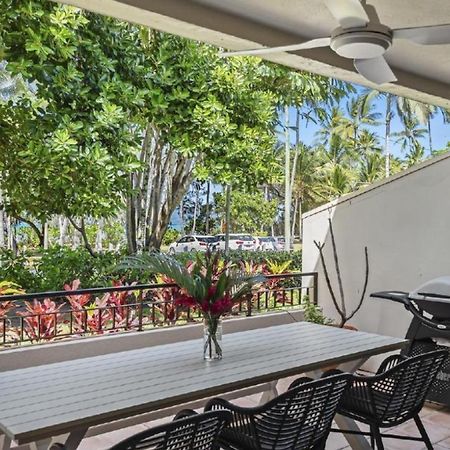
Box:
left=214, top=190, right=278, bottom=234
left=0, top=1, right=146, bottom=253
left=126, top=33, right=282, bottom=252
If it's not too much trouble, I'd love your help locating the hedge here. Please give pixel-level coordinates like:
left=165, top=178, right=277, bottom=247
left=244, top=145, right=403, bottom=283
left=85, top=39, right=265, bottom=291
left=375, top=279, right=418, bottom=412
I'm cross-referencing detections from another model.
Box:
left=0, top=247, right=302, bottom=293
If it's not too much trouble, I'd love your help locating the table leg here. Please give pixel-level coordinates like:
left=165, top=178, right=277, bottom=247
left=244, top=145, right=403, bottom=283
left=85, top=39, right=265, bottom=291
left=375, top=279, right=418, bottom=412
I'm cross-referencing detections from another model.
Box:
left=30, top=427, right=88, bottom=450
left=307, top=357, right=371, bottom=450
left=259, top=380, right=279, bottom=405
left=334, top=414, right=372, bottom=450
left=0, top=434, right=12, bottom=450
left=62, top=427, right=88, bottom=450
left=31, top=438, right=52, bottom=450
left=338, top=357, right=369, bottom=374
left=337, top=357, right=371, bottom=450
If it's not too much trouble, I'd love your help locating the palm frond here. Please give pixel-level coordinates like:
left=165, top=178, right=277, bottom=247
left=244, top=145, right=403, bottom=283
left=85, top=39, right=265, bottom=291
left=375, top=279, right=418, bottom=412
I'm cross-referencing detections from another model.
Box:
left=119, top=253, right=199, bottom=295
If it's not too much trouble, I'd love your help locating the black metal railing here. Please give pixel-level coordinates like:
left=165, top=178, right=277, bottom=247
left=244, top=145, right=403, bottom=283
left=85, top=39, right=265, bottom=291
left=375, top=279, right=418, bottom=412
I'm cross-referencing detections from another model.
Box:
left=0, top=272, right=318, bottom=347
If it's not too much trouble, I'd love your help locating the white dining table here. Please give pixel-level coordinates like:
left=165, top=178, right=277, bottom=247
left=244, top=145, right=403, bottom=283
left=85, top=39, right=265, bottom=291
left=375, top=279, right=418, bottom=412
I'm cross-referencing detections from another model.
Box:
left=0, top=322, right=407, bottom=450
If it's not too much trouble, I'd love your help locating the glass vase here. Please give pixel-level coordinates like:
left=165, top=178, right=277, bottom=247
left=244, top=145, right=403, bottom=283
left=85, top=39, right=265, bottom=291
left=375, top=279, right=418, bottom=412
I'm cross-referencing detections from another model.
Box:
left=203, top=317, right=223, bottom=360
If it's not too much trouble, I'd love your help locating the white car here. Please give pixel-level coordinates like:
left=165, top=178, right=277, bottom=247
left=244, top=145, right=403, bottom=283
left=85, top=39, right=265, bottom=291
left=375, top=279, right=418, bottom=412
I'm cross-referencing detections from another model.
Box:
left=168, top=235, right=216, bottom=254
left=213, top=234, right=256, bottom=251
left=255, top=236, right=278, bottom=252
left=274, top=236, right=294, bottom=251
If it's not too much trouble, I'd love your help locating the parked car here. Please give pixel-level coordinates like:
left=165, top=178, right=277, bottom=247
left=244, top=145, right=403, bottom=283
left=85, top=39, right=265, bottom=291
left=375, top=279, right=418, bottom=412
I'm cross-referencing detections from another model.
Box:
left=168, top=235, right=216, bottom=254
left=274, top=236, right=294, bottom=251
left=254, top=236, right=278, bottom=252
left=213, top=234, right=255, bottom=251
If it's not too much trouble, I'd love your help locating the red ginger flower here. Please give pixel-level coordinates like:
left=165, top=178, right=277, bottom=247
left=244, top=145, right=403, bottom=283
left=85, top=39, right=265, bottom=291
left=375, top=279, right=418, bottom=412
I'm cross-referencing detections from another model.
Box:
left=174, top=293, right=196, bottom=308
left=210, top=294, right=234, bottom=316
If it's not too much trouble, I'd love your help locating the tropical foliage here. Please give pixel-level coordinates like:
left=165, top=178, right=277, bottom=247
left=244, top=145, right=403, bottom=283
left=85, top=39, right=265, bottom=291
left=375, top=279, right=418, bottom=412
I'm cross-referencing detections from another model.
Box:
left=0, top=0, right=448, bottom=257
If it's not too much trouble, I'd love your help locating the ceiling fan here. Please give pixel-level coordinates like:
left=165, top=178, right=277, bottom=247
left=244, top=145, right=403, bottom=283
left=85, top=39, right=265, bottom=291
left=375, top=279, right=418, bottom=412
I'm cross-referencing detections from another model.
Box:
left=219, top=0, right=450, bottom=85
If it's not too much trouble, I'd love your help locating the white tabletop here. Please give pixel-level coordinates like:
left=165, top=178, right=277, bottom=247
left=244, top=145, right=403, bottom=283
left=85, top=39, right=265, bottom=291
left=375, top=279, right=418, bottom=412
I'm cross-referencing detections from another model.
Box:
left=0, top=322, right=406, bottom=444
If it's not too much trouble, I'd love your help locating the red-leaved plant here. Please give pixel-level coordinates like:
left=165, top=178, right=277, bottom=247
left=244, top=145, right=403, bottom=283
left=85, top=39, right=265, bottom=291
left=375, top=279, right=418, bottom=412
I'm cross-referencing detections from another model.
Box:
left=18, top=299, right=63, bottom=342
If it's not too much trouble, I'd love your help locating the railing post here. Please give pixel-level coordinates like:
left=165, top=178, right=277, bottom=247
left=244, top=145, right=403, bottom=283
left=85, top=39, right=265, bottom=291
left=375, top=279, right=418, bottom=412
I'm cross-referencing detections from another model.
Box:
left=246, top=295, right=252, bottom=317
left=313, top=272, right=318, bottom=305
left=138, top=291, right=144, bottom=331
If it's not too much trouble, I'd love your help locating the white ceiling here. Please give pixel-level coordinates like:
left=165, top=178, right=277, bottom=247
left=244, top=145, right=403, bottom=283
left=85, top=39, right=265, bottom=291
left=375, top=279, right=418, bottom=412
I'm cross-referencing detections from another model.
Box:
left=55, top=0, right=450, bottom=107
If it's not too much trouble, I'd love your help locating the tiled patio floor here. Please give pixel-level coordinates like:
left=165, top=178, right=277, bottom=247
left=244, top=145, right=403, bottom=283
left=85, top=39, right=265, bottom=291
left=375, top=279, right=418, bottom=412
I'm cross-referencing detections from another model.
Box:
left=78, top=376, right=450, bottom=450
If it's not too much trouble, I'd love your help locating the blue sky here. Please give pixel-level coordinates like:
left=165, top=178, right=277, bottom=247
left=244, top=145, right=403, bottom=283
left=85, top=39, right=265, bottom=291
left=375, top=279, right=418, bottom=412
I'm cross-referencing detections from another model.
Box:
left=283, top=85, right=450, bottom=157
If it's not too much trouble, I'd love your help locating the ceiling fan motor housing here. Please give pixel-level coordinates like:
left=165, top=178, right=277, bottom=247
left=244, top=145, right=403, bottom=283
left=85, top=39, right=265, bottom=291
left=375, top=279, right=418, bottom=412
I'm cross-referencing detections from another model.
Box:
left=330, top=25, right=393, bottom=59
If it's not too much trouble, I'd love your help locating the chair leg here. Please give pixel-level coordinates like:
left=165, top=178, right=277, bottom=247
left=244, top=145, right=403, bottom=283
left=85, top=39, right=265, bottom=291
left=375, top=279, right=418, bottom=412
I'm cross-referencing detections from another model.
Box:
left=414, top=415, right=433, bottom=450
left=372, top=426, right=384, bottom=450
left=369, top=425, right=375, bottom=449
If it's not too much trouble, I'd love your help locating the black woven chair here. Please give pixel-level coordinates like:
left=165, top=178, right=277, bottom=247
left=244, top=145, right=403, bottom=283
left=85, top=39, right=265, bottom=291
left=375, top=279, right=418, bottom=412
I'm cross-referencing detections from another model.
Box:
left=108, top=410, right=232, bottom=450
left=205, top=373, right=351, bottom=450
left=51, top=410, right=231, bottom=450
left=332, top=349, right=447, bottom=450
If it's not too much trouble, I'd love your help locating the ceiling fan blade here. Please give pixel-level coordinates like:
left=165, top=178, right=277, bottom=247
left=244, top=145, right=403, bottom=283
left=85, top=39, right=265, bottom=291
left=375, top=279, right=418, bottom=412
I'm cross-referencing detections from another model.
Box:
left=219, top=37, right=331, bottom=57
left=354, top=56, right=397, bottom=85
left=393, top=24, right=450, bottom=45
left=323, top=0, right=369, bottom=29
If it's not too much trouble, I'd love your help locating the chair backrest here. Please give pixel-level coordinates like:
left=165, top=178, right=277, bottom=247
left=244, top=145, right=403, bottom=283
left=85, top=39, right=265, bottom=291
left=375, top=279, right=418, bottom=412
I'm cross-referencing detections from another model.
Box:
left=250, top=374, right=351, bottom=450
left=109, top=410, right=232, bottom=450
left=371, top=350, right=447, bottom=423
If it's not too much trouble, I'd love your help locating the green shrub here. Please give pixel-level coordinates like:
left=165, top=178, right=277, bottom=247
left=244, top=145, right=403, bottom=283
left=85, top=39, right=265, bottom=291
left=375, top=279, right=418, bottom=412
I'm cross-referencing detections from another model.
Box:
left=302, top=297, right=332, bottom=325
left=162, top=228, right=180, bottom=246
left=0, top=248, right=156, bottom=292
left=0, top=248, right=301, bottom=293
left=0, top=250, right=40, bottom=291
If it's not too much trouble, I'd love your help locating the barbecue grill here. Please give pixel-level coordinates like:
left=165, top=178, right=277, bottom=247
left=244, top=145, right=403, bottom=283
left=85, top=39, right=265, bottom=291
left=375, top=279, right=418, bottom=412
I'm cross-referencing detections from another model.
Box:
left=371, top=276, right=450, bottom=406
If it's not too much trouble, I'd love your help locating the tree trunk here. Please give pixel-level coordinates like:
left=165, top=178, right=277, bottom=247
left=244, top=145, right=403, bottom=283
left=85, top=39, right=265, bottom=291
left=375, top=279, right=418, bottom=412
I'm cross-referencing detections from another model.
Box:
left=95, top=218, right=104, bottom=252
left=205, top=181, right=211, bottom=234
left=428, top=119, right=432, bottom=155
left=43, top=222, right=49, bottom=249
left=191, top=183, right=200, bottom=234
left=126, top=123, right=197, bottom=252
left=225, top=184, right=231, bottom=255
left=384, top=94, right=392, bottom=177
left=291, top=197, right=298, bottom=240
left=284, top=105, right=291, bottom=251
left=68, top=217, right=96, bottom=257
left=58, top=216, right=68, bottom=247
left=290, top=108, right=300, bottom=193
left=14, top=216, right=44, bottom=247
left=0, top=190, right=5, bottom=249
left=298, top=197, right=303, bottom=243
left=6, top=216, right=13, bottom=251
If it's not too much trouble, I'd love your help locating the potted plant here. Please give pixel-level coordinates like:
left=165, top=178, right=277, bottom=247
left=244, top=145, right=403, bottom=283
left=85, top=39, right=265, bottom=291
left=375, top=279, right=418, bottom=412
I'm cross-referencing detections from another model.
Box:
left=121, top=251, right=265, bottom=360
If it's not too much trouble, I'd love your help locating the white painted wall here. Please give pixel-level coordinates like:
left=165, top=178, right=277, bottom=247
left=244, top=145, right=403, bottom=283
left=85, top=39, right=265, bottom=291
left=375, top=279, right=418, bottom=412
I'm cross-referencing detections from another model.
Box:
left=302, top=152, right=450, bottom=370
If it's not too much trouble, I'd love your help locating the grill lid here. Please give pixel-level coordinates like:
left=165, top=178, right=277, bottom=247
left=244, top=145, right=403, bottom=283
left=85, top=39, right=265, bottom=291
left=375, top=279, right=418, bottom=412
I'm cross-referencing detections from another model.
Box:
left=409, top=276, right=450, bottom=304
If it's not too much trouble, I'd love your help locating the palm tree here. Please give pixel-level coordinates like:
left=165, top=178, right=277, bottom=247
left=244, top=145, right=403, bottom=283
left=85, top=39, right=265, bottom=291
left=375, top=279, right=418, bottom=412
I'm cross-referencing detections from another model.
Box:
left=358, top=151, right=385, bottom=186
left=361, top=90, right=429, bottom=177
left=404, top=142, right=425, bottom=167
left=335, top=96, right=381, bottom=145
left=315, top=106, right=347, bottom=150
left=316, top=163, right=355, bottom=200
left=393, top=114, right=427, bottom=153
left=290, top=143, right=323, bottom=238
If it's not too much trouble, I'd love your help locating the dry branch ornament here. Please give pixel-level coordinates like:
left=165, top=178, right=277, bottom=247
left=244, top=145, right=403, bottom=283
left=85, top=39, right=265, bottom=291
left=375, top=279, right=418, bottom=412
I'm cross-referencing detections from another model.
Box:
left=314, top=218, right=369, bottom=328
